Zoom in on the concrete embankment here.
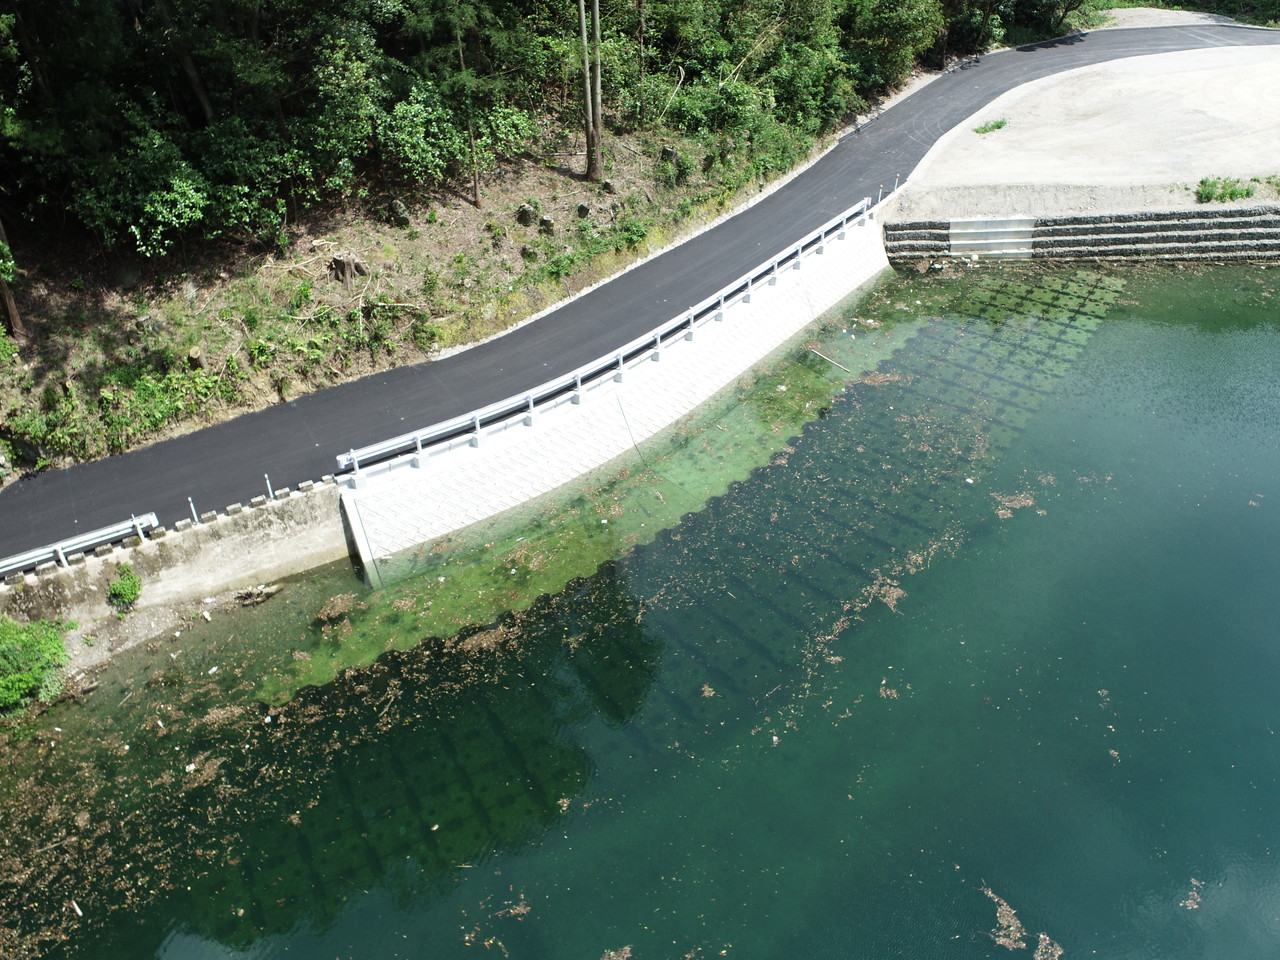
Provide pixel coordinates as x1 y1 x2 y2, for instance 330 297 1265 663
0 480 350 672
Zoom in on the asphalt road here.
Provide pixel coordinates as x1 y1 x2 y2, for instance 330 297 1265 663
3 23 1278 561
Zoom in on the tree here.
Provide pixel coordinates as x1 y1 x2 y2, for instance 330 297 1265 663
578 0 602 181
0 215 30 347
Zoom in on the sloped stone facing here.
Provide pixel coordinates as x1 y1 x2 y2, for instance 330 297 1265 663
884 205 1280 262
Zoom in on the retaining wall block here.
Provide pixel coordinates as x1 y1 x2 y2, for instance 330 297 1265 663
123 535 142 548
298 480 315 493
148 527 167 540
321 475 336 485
250 495 268 508
199 512 219 524
35 561 57 576
4 573 25 587
174 519 193 532
274 488 291 499
226 503 243 516
94 545 114 558
67 552 86 565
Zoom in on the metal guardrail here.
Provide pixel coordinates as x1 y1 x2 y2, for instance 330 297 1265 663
0 513 159 578
336 195 874 472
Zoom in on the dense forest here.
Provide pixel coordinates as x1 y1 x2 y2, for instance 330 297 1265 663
0 0 1272 474
0 0 1112 261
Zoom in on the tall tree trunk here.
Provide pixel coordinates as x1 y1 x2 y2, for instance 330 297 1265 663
578 0 598 181
457 34 482 208
591 0 603 173
637 0 645 125
0 218 31 348
153 0 215 126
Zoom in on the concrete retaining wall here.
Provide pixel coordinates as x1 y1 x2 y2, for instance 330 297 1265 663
0 477 350 643
884 204 1280 261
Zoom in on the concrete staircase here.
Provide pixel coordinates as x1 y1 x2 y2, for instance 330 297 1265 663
884 205 1280 262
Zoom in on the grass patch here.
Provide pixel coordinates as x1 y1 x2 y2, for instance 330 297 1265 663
1195 176 1256 204
973 118 1008 135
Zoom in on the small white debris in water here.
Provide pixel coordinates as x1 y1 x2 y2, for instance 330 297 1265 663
169 652 178 659
203 597 215 604
174 632 181 638
966 478 974 484
124 745 130 751
54 727 62 732
207 666 219 675
776 384 787 391
263 715 273 723
156 719 164 729
201 610 212 622
916 300 921 304
431 824 440 831
510 569 517 574
185 763 197 773
438 576 446 582
601 519 608 524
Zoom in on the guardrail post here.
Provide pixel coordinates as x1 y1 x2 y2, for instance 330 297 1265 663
131 514 144 538
188 497 200 524
715 295 725 321
523 395 535 426
412 435 425 469
613 354 624 383
351 450 368 488
265 474 275 501
684 309 695 340
792 244 803 269
571 373 583 405
768 261 778 286
651 334 662 361
470 416 482 447
54 546 67 568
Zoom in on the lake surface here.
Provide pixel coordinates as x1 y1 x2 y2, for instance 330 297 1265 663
10 262 1280 960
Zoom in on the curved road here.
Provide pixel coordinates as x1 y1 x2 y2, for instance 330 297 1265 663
3 23 1278 560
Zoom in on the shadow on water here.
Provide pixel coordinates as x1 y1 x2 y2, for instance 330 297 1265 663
61 564 663 957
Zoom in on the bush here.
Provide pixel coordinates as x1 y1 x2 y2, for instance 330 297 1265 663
108 562 142 610
1195 176 1255 204
0 616 71 712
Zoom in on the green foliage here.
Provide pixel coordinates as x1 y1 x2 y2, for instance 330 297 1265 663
0 616 71 712
1195 176 1256 204
381 84 464 181
0 238 14 284
0 0 1018 260
108 563 142 610
973 118 1008 134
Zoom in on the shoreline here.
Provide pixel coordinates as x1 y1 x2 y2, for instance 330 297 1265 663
10 9 1280 682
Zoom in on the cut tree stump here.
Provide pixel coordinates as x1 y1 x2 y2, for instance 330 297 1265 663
329 252 369 286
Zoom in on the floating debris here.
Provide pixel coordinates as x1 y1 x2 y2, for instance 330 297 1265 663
982 887 1028 950
1033 933 1064 960
236 584 281 606
1180 877 1204 910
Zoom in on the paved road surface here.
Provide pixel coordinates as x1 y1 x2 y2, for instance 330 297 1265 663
3 23 1277 560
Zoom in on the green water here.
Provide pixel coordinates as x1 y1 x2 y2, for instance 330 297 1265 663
10 263 1280 959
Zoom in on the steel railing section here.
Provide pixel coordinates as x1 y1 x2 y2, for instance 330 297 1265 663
336 196 874 473
0 513 159 578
